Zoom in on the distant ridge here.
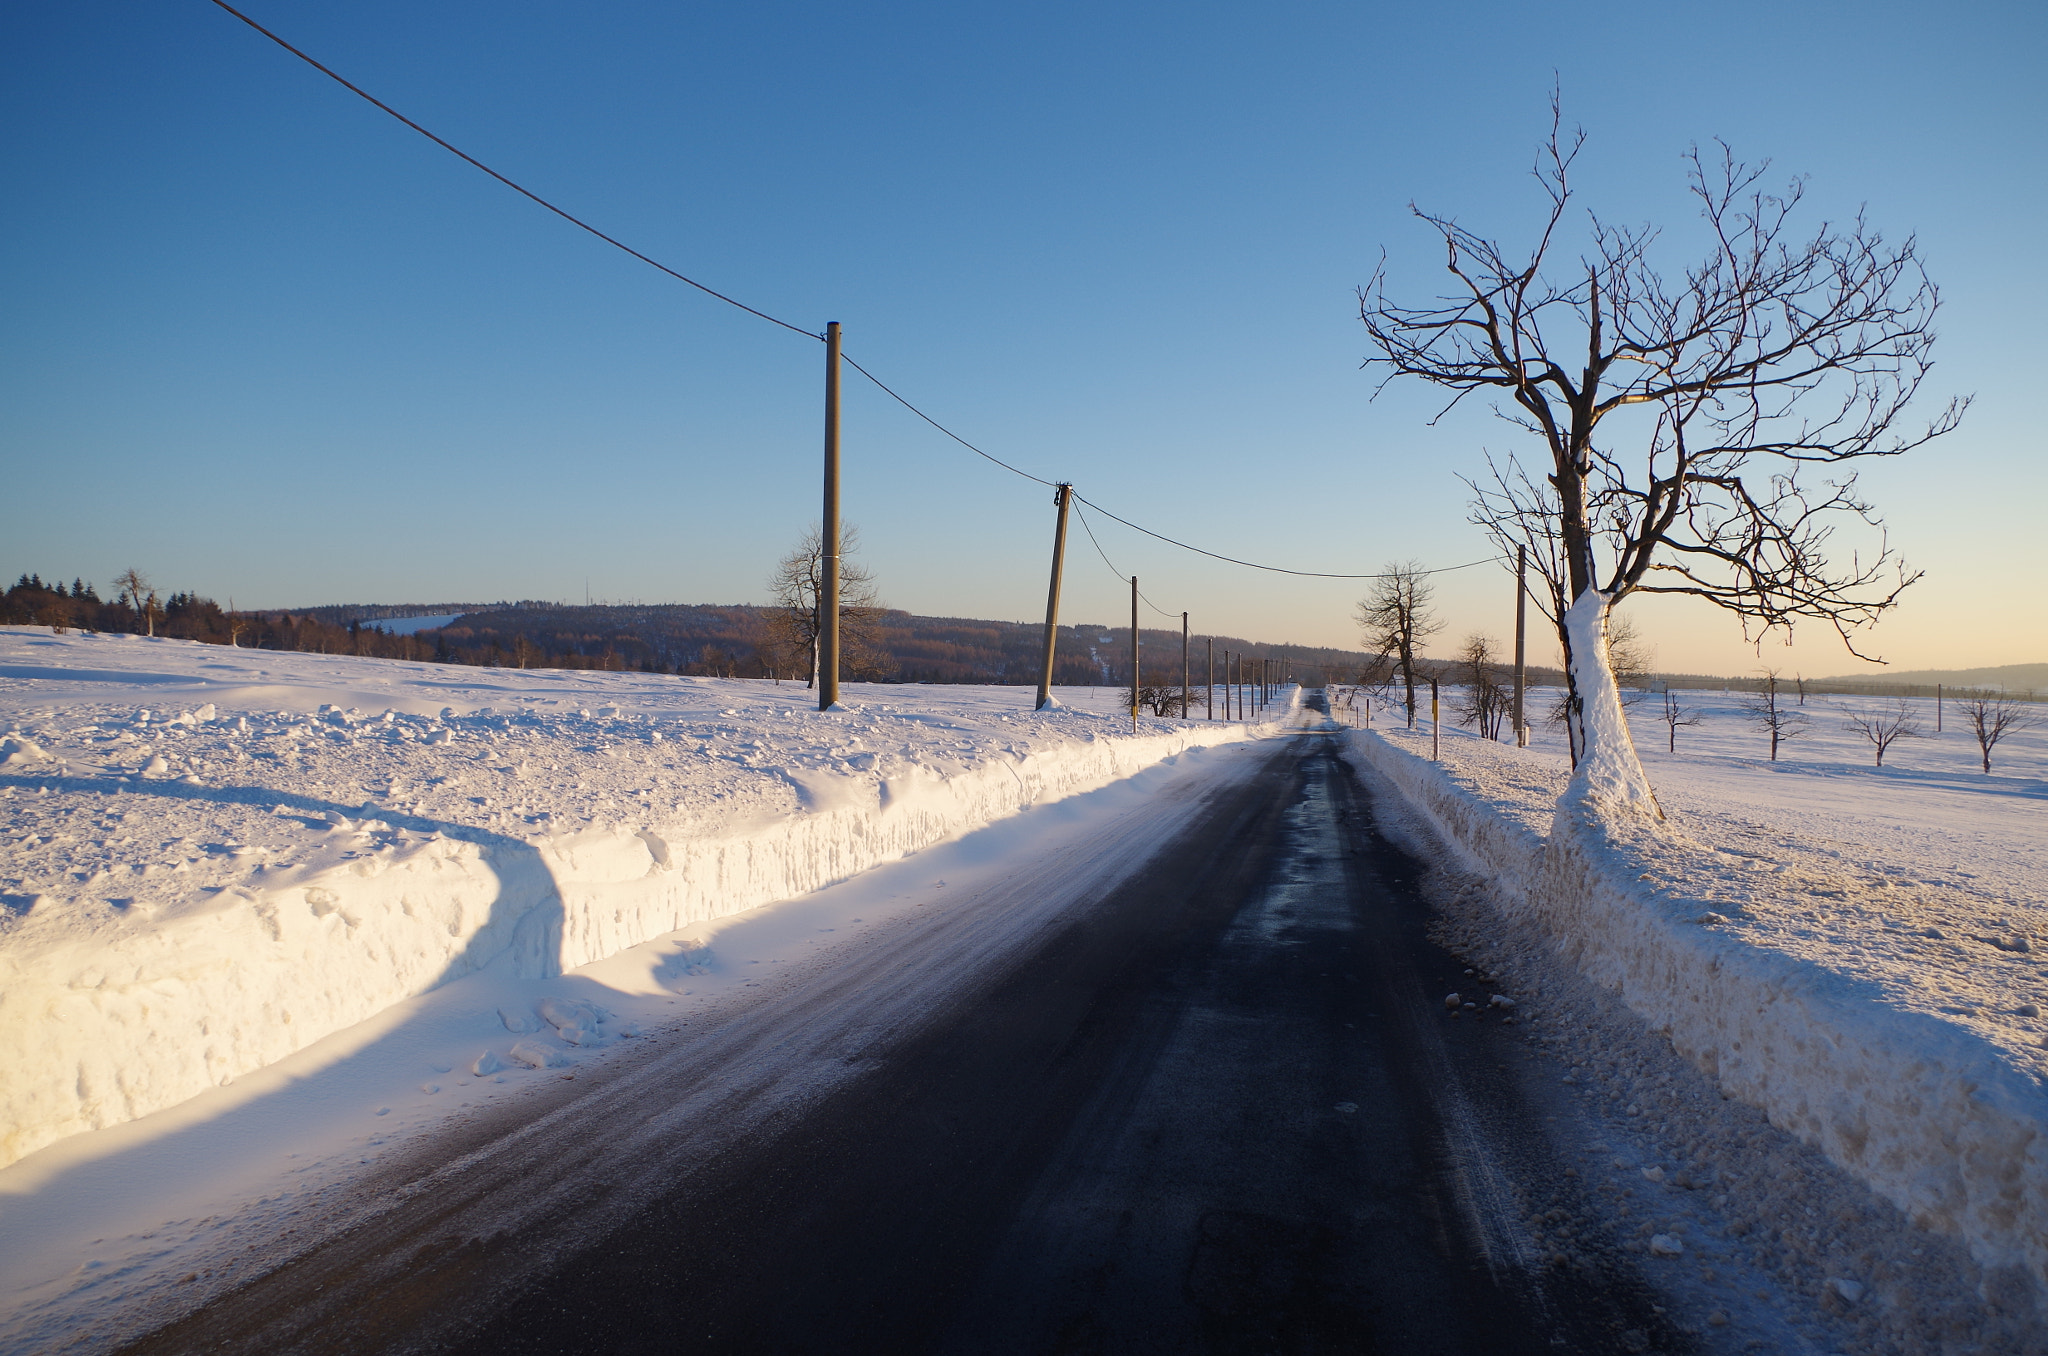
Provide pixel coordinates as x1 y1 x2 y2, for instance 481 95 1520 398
282 602 524 627
1812 663 2048 690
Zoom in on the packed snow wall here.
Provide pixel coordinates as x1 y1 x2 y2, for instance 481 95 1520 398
1339 728 2048 1303
2 715 1279 1170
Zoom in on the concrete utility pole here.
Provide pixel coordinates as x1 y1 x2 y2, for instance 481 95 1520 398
1129 577 1140 733
1180 613 1189 719
1514 545 1528 747
1207 637 1214 720
1034 484 1073 711
819 321 842 712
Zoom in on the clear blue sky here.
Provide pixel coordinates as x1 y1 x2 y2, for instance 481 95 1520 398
5 0 2042 675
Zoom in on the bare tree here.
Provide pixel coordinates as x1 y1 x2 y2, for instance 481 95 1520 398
765 524 891 687
1740 671 1810 762
1841 698 1923 767
1452 633 1512 740
1606 611 1654 708
113 567 156 637
1355 561 1443 728
1362 99 1965 819
1657 689 1702 753
1125 681 1199 718
1955 694 2040 775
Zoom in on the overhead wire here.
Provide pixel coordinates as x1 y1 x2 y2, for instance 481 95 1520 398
205 0 1505 588
836 354 1057 489
1073 493 1498 579
1073 501 1182 620
204 0 821 341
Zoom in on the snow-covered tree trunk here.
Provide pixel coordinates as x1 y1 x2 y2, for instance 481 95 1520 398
1560 590 1661 820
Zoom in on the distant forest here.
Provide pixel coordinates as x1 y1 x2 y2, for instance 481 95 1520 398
1 574 1378 687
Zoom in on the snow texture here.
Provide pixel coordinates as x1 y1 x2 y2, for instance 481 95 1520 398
0 626 1284 1170
1561 590 1662 820
1340 691 2048 1306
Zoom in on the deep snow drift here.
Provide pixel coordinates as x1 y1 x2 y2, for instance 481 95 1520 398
0 626 1280 1173
1340 685 2048 1307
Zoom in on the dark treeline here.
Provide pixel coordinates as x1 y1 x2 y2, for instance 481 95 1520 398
2 576 1378 687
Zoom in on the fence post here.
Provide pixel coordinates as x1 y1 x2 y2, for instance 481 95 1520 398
1034 484 1073 711
819 321 842 712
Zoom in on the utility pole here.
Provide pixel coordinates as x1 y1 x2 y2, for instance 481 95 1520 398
819 320 842 712
1034 484 1073 711
1180 613 1189 719
1129 577 1140 733
1431 674 1441 761
1206 637 1214 720
1513 545 1528 747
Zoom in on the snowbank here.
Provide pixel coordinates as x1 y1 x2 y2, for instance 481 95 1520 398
1340 722 2048 1302
0 628 1283 1169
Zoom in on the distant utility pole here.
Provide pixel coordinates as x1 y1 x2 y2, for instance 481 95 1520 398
1431 674 1441 761
1180 613 1189 719
1129 577 1140 733
1513 546 1528 747
1207 637 1214 720
819 320 843 713
1035 484 1073 711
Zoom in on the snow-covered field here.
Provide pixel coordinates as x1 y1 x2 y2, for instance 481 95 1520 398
1342 683 2048 1304
1367 685 2048 1069
0 626 1276 1174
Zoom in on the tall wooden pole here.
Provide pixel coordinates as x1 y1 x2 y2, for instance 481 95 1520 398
819 321 842 712
1034 484 1073 711
1207 637 1214 720
1129 577 1140 732
1513 545 1528 747
1180 613 1189 719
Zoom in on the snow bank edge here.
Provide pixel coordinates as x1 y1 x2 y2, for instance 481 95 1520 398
1340 728 2048 1299
5 715 1279 1171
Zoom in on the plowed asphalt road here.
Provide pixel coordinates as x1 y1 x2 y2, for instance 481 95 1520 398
121 699 1685 1355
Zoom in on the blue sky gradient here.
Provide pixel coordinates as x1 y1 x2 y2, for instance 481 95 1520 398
4 1 2041 674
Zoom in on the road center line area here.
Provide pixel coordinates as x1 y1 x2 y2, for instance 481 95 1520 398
104 703 1700 1356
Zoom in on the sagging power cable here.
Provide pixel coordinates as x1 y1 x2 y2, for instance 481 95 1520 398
205 0 1502 586
204 0 821 341
1074 501 1181 620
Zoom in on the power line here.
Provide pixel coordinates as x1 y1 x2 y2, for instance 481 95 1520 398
207 0 1503 589
1073 501 1180 620
204 0 821 341
1074 492 1498 580
837 354 1057 489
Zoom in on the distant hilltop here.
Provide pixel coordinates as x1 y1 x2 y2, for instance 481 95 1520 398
1812 663 2048 691
283 601 525 627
